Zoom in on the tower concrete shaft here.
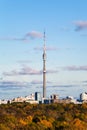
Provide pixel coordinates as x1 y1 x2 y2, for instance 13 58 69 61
43 32 46 98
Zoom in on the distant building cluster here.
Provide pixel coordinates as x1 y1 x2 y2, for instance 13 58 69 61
0 92 87 105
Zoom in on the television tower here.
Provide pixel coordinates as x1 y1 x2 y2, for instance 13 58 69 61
43 31 46 98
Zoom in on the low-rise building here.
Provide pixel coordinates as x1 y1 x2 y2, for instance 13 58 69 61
12 96 25 103
0 99 8 104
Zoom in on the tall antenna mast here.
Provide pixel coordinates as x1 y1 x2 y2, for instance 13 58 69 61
43 31 46 53
43 31 46 98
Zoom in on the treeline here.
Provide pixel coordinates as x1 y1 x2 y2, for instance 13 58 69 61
0 103 87 130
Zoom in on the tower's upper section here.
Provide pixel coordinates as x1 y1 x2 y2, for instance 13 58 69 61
43 31 46 61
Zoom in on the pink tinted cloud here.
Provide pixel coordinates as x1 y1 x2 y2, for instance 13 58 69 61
31 80 42 84
64 65 87 71
0 37 26 41
3 67 42 76
3 66 58 76
73 21 87 31
0 30 42 41
31 80 52 84
3 70 19 76
0 80 28 87
47 69 59 73
26 31 43 39
20 67 42 75
34 46 59 51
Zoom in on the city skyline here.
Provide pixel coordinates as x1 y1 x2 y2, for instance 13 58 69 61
0 0 87 99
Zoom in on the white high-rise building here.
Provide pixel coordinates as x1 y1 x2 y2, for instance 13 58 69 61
80 92 87 101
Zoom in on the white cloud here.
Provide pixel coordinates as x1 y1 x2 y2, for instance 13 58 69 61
3 66 58 76
25 31 43 39
34 46 60 51
73 21 87 31
0 30 42 41
64 65 87 71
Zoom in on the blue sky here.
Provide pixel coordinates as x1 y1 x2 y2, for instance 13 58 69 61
0 0 87 99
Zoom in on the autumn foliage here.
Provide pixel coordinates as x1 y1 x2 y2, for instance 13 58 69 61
0 103 87 130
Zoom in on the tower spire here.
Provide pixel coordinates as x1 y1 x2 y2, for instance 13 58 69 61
43 31 46 98
43 31 46 51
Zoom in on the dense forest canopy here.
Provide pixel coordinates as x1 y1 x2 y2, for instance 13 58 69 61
0 103 87 130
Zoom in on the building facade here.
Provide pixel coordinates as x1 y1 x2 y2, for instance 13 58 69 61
80 92 87 101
